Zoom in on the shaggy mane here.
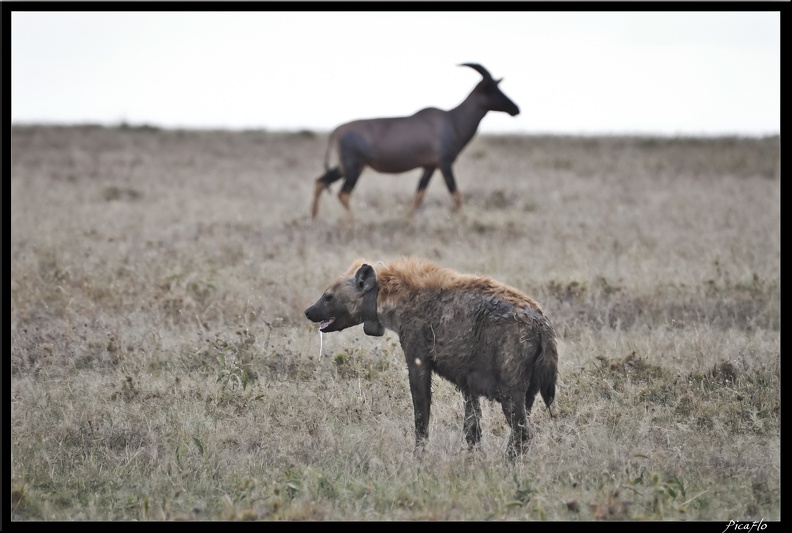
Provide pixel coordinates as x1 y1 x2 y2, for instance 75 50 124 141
347 256 542 311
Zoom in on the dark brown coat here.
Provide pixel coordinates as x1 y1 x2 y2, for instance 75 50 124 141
304 257 558 457
310 64 520 219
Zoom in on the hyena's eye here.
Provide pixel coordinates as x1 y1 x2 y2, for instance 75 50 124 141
323 293 333 302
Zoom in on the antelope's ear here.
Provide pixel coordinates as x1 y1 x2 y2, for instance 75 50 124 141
354 264 377 293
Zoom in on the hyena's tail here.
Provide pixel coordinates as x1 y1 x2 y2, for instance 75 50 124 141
535 320 559 409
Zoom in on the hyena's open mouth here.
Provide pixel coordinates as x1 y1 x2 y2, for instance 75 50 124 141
319 318 335 331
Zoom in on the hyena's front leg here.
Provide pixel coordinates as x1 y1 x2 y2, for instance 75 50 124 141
462 390 482 449
405 350 432 451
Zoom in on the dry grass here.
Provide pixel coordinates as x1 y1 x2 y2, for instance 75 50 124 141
10 125 780 521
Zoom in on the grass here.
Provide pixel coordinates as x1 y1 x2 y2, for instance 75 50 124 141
9 125 780 520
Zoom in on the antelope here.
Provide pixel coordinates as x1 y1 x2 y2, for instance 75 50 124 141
311 63 520 219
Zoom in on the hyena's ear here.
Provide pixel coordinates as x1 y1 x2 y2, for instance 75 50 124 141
355 264 384 337
355 264 377 292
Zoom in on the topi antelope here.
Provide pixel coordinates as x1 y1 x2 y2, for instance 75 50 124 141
311 64 520 219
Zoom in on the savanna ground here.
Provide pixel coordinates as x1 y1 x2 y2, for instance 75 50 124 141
9 125 780 521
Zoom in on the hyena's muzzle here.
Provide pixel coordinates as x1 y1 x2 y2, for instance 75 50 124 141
303 292 357 333
304 263 384 336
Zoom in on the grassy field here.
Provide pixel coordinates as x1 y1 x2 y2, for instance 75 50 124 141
9 125 780 521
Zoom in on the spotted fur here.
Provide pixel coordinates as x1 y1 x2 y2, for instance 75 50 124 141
305 256 558 457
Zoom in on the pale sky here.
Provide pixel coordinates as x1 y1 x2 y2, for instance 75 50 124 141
10 10 781 136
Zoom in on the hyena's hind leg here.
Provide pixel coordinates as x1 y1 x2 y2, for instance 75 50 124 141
311 167 343 219
501 391 531 459
525 377 540 414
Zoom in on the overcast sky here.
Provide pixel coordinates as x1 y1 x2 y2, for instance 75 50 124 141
10 10 781 136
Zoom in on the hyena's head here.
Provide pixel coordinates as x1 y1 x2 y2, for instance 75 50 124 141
304 263 384 336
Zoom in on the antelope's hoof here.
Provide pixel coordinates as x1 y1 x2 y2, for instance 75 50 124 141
452 191 463 211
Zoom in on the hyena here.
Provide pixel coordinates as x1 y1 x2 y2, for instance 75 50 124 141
304 257 558 457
